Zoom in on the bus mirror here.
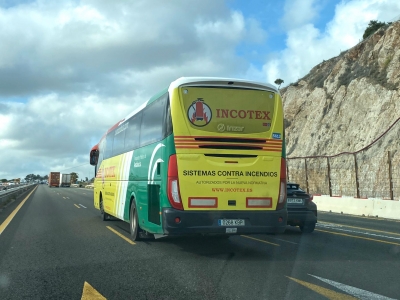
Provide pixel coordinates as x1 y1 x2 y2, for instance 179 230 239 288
90 150 99 166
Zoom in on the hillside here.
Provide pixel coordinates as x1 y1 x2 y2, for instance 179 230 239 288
281 21 400 158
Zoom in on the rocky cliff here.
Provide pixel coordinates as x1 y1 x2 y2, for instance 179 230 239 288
281 21 400 158
281 21 400 198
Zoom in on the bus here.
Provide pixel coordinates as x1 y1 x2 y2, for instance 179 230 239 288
89 77 287 241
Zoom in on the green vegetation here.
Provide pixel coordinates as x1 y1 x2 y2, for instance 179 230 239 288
274 78 284 88
383 55 393 69
363 20 391 39
70 172 79 183
25 174 44 181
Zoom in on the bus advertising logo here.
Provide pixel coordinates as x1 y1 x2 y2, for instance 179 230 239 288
188 98 212 127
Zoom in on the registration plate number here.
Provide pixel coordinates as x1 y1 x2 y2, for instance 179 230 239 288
218 219 245 226
287 198 304 204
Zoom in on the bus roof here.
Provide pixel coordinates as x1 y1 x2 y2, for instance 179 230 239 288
168 77 278 93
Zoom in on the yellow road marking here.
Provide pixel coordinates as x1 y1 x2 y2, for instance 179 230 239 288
106 226 135 245
241 235 280 246
316 229 400 246
74 204 80 208
81 281 106 300
287 276 357 300
319 221 400 236
0 186 38 235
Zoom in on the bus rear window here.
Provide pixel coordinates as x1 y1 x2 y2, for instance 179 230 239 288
180 87 276 134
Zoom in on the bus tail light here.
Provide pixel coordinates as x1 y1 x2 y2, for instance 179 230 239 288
276 158 287 210
167 154 183 210
246 198 272 208
188 198 217 208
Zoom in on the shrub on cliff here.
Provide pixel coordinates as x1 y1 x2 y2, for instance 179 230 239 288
363 20 390 39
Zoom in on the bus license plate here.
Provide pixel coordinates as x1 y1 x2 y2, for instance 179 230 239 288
287 198 304 204
218 219 245 226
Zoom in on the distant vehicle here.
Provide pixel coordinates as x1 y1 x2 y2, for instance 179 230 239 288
48 172 60 188
59 174 71 187
90 77 287 241
286 182 317 233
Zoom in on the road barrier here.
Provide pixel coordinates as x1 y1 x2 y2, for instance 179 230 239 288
0 184 37 208
313 195 400 220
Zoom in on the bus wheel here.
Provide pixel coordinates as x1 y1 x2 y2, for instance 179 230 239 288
100 196 110 221
129 201 142 241
300 222 315 233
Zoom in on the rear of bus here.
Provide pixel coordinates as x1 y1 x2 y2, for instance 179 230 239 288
163 78 287 235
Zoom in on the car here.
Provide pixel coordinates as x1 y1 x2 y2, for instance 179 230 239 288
286 182 317 233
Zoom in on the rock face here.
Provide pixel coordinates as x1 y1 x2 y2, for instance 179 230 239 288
281 21 400 198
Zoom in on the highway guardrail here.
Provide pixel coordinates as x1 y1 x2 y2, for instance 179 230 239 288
0 184 37 208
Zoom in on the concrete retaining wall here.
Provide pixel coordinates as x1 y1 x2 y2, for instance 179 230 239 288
313 195 400 220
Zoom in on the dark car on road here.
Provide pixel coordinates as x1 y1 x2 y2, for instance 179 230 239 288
286 183 317 233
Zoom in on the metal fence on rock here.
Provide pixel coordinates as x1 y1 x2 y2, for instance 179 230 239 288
287 118 400 200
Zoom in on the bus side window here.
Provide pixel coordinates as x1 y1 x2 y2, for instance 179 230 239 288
140 95 167 147
113 125 126 156
165 98 173 137
124 113 142 152
104 133 114 159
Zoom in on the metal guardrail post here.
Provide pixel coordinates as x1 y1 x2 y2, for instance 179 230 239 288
354 153 360 198
388 151 394 200
286 159 290 182
304 158 309 194
327 157 332 197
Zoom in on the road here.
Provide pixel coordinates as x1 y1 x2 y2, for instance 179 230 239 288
0 185 399 299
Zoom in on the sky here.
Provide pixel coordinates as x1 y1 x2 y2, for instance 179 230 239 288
0 0 400 181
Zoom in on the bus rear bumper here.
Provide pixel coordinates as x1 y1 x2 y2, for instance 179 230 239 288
162 208 287 235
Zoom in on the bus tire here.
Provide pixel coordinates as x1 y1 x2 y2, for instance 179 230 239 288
129 201 142 241
300 222 315 233
100 196 110 221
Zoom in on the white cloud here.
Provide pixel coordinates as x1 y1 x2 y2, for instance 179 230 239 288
0 0 266 180
281 0 320 30
264 0 400 85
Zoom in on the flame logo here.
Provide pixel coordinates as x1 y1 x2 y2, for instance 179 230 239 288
187 98 212 127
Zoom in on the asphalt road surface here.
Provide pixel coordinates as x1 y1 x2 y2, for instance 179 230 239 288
0 185 399 299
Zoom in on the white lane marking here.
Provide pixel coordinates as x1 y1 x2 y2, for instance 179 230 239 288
79 204 87 208
63 197 66 199
66 197 70 199
309 274 396 300
317 223 400 241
